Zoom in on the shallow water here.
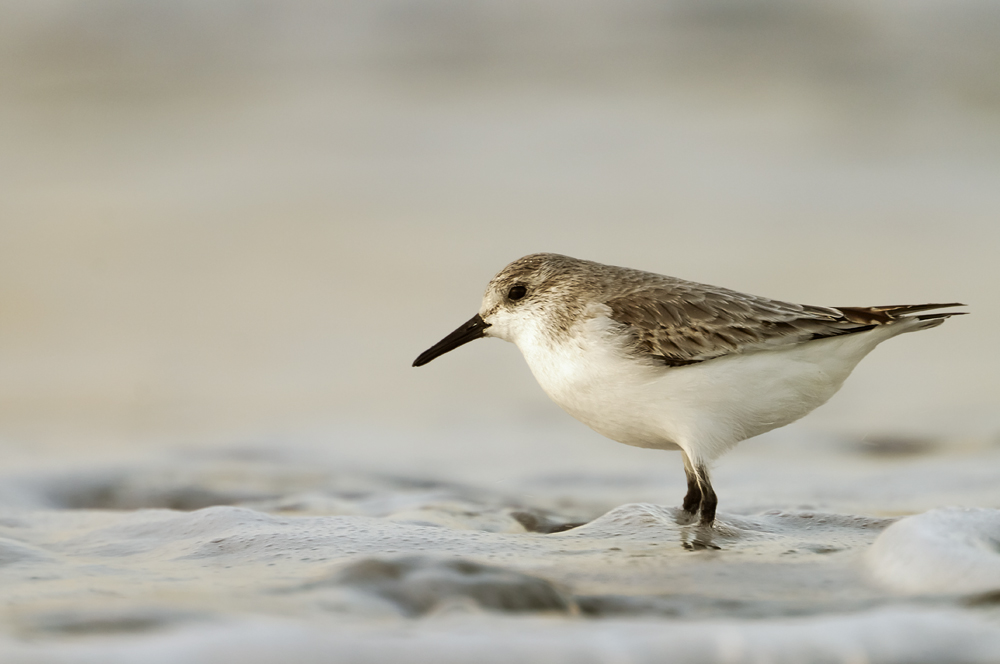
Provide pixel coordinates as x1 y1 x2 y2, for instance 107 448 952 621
1 431 999 663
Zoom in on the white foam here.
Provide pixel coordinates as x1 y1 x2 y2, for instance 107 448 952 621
2 444 999 662
866 507 1000 595
1 608 999 664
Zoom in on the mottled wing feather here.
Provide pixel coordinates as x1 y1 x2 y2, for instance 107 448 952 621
605 280 887 366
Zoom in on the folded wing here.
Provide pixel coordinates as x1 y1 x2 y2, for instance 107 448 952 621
605 280 964 367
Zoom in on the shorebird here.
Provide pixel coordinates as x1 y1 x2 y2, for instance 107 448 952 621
413 253 964 526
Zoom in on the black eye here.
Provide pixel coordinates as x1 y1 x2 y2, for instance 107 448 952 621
507 285 527 301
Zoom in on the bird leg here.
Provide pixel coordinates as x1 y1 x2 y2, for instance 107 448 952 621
681 453 717 526
681 453 702 516
697 465 717 526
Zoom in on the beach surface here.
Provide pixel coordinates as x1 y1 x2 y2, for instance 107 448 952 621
2 428 1000 662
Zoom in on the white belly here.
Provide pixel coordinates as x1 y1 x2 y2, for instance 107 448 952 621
515 316 895 464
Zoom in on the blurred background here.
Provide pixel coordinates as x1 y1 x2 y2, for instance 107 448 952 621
1 0 998 476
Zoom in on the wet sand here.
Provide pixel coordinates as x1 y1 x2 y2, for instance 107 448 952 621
1 428 999 663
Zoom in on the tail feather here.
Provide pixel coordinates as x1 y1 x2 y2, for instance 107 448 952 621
915 311 968 321
871 302 966 317
835 303 966 325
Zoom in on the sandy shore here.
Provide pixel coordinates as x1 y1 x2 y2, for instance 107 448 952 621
1 429 999 663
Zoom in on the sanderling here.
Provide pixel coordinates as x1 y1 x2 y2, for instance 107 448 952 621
413 253 965 526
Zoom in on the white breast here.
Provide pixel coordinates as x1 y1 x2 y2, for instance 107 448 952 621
513 310 902 465
514 309 681 449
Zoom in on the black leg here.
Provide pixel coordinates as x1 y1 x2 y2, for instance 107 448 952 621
698 465 717 526
682 464 702 514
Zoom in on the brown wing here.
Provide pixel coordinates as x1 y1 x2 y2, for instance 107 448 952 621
605 280 963 367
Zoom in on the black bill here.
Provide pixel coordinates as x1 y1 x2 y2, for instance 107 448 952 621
412 313 491 367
